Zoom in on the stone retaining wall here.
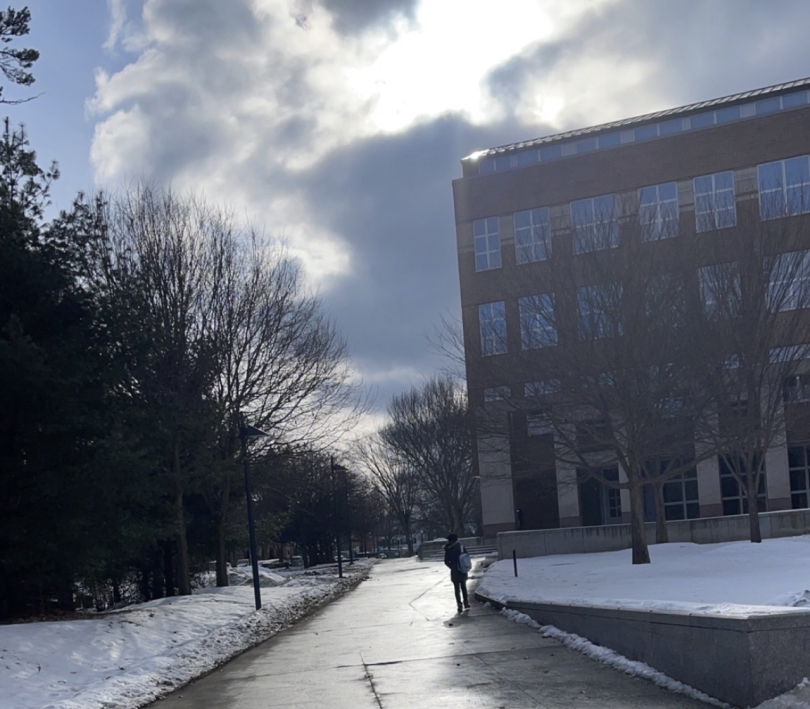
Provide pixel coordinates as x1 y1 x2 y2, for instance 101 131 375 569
499 509 810 559
476 593 810 708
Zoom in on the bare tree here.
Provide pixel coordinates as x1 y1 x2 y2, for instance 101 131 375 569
689 197 810 543
381 375 478 536
353 434 420 556
468 195 717 564
95 184 367 590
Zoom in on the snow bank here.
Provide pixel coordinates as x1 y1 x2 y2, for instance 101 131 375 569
0 562 370 709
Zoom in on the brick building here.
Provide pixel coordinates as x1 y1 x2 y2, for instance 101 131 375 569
452 78 810 538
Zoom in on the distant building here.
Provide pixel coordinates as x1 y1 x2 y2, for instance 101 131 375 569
452 78 810 538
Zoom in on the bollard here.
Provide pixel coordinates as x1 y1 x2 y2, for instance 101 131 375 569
513 549 518 577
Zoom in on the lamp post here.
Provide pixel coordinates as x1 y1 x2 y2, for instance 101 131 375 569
330 457 346 579
241 421 269 610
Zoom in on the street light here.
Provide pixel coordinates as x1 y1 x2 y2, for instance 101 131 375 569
241 420 269 610
330 456 347 579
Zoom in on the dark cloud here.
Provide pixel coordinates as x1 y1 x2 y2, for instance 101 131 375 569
317 0 418 35
295 114 540 405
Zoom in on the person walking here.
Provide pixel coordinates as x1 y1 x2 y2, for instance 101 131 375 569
443 533 470 612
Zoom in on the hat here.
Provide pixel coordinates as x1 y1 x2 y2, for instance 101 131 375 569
447 533 458 543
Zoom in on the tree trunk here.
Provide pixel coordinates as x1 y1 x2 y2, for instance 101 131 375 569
172 441 192 596
629 483 651 564
654 483 669 544
747 476 762 543
215 477 230 587
404 515 414 557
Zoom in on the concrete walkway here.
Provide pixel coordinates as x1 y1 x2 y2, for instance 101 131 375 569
151 558 711 708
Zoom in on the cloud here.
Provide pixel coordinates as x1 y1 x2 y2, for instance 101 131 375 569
484 0 810 131
317 0 418 35
88 0 810 426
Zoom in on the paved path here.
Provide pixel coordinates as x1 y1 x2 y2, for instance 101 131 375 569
152 558 711 708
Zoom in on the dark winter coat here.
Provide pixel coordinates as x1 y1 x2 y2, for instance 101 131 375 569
444 540 467 583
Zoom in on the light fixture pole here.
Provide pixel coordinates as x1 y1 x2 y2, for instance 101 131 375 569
330 456 346 579
241 421 269 610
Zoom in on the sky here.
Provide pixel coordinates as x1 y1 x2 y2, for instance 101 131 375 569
12 0 810 432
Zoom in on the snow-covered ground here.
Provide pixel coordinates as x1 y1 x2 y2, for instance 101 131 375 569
478 536 810 709
0 562 369 709
477 536 810 610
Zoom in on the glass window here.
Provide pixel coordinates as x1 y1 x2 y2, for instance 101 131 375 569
756 97 781 115
783 91 809 109
473 217 501 271
519 294 557 349
694 171 736 232
758 156 810 219
484 386 511 402
598 132 621 148
634 124 658 142
514 207 551 264
479 302 507 356
715 106 741 123
658 118 684 136
571 194 618 254
689 112 715 129
699 262 740 319
540 144 562 162
789 445 810 509
719 455 766 516
516 150 538 166
478 158 495 175
525 379 560 397
494 155 513 171
577 284 621 339
639 182 679 240
662 468 700 520
576 138 597 154
526 412 552 436
784 376 810 404
771 345 810 363
767 250 810 312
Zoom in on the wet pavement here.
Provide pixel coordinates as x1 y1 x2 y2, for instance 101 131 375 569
151 558 711 708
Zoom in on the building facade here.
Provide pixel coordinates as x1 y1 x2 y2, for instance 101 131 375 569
452 78 810 538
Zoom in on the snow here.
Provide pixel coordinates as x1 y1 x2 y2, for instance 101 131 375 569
482 537 810 709
477 536 810 611
501 609 727 708
0 562 369 709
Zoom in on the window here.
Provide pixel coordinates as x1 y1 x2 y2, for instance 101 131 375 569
639 182 678 240
473 217 501 271
526 412 552 436
767 250 810 311
662 468 700 520
758 156 810 219
525 379 561 397
484 386 510 402
514 208 551 264
771 345 810 363
788 445 810 509
784 375 810 403
694 171 736 232
699 262 740 319
519 294 557 349
578 284 621 339
719 455 766 516
479 302 507 356
571 194 618 254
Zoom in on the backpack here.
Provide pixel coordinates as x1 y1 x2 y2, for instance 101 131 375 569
457 545 472 574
